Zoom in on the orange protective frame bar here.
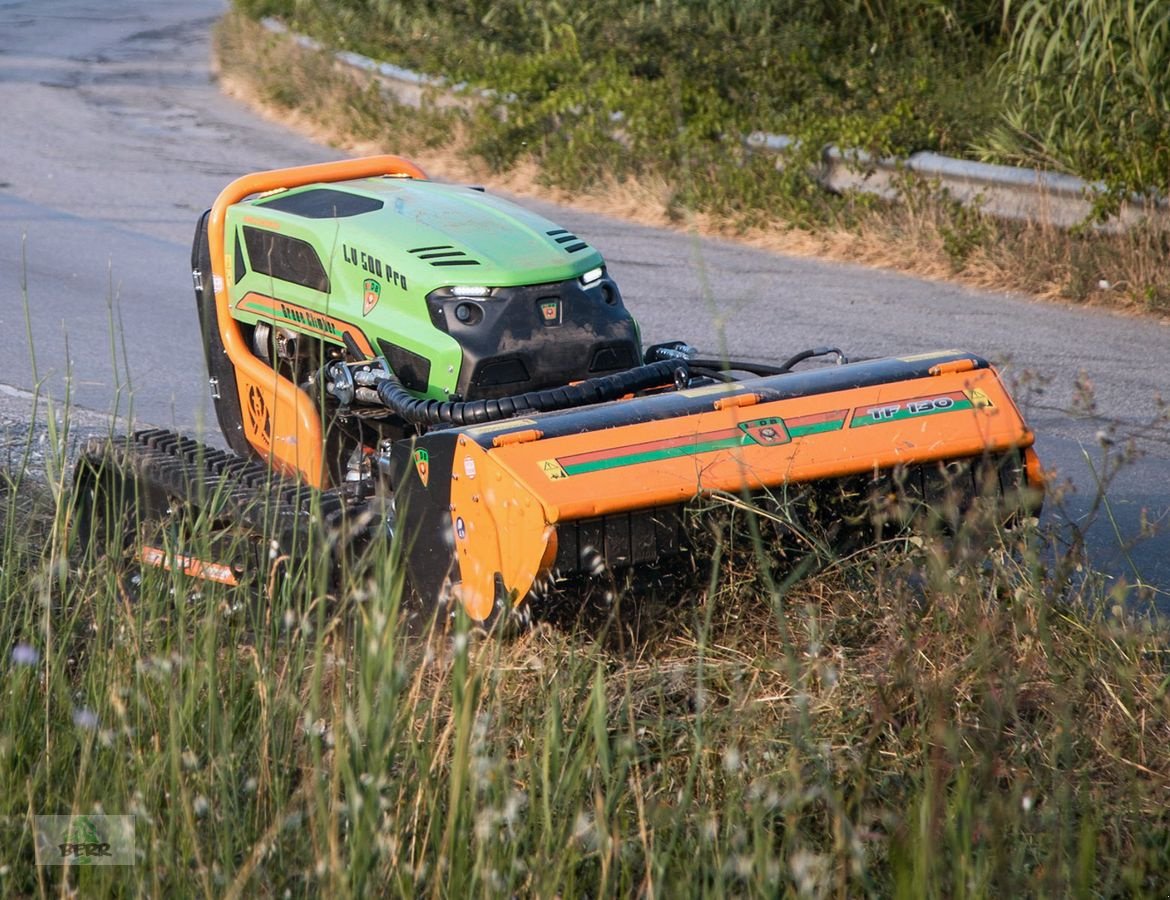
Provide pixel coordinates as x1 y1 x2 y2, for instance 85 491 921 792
207 155 428 486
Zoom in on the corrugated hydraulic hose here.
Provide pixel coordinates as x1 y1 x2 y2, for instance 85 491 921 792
375 359 687 427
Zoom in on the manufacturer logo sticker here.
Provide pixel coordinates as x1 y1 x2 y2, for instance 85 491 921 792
413 448 430 487
739 417 790 446
463 456 477 479
245 384 273 446
539 299 561 324
34 814 136 866
455 517 466 540
362 278 382 316
850 391 973 427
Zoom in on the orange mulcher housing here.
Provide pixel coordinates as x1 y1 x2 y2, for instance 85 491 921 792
386 352 1041 623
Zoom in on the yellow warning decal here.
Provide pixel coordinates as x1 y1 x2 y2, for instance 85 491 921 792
896 349 963 363
539 458 569 480
465 418 538 436
678 382 746 399
966 388 995 409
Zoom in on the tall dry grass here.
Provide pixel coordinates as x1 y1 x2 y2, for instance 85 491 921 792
3 419 1170 895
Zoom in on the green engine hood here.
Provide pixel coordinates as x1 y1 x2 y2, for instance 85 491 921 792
249 177 604 294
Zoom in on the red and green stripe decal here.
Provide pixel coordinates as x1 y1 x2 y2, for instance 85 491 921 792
544 391 977 478
233 292 375 355
554 411 848 477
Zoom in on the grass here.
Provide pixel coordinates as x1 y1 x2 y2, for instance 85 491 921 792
213 12 1170 317
2 402 1169 896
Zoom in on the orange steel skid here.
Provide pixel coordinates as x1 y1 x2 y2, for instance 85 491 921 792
389 351 1040 623
206 156 428 487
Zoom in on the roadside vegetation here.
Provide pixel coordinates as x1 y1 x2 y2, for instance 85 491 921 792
3 405 1169 895
218 1 1170 314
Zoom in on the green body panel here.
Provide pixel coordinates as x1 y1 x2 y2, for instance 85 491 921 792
224 178 606 400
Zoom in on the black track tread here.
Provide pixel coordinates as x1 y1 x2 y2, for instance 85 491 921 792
76 428 369 562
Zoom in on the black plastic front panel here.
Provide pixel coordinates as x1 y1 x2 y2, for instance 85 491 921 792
427 276 640 400
388 433 461 612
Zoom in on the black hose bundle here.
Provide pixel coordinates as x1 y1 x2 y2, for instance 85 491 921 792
376 359 686 427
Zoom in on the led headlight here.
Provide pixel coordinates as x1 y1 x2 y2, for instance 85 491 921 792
450 285 494 299
580 267 604 286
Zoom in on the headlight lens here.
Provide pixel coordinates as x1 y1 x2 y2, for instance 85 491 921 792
450 285 494 298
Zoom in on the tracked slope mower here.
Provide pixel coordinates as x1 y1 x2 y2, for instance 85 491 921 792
74 156 1042 625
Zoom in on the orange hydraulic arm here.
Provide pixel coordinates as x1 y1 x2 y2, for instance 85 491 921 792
206 155 428 487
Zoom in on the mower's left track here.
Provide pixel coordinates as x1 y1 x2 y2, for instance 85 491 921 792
72 429 378 592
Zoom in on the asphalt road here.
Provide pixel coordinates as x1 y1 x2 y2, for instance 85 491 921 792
1 0 1167 602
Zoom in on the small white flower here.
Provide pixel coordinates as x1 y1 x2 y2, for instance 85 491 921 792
572 811 595 849
502 791 526 827
789 848 827 896
72 708 99 730
10 644 38 666
193 795 209 818
305 716 328 737
474 808 499 842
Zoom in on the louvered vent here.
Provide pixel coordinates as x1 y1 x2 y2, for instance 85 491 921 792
407 244 481 267
546 229 589 254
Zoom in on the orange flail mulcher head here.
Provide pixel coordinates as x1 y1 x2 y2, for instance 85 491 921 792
387 350 1041 624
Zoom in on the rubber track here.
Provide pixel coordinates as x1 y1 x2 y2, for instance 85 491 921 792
77 428 364 555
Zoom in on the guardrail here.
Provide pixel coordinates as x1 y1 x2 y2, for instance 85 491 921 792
260 18 1167 231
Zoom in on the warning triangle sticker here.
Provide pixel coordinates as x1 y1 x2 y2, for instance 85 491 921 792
967 388 995 408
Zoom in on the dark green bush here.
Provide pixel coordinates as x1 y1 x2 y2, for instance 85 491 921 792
986 0 1170 207
231 0 1168 216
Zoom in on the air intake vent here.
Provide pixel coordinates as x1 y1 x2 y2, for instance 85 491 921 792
546 229 589 254
407 245 481 267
